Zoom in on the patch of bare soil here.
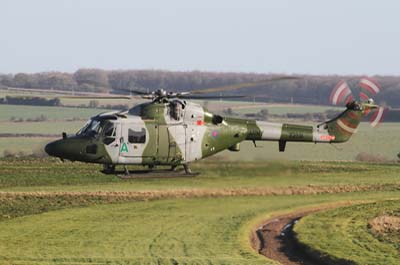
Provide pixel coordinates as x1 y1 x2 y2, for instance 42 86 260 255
369 215 400 234
251 203 352 265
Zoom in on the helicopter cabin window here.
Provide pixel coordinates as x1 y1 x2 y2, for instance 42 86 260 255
128 128 146 144
170 101 184 120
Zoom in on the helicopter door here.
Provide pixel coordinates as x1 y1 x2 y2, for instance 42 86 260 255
119 122 149 164
167 125 186 162
185 125 204 162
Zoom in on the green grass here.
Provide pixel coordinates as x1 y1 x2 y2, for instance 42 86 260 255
0 192 400 264
0 138 55 156
294 200 400 265
232 104 339 115
0 104 105 121
0 121 83 134
0 97 399 264
0 158 400 264
1 159 400 192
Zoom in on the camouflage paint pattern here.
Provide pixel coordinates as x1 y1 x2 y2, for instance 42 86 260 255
45 100 371 166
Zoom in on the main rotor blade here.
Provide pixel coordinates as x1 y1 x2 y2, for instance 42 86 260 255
62 95 133 99
112 88 150 95
190 76 300 94
179 95 247 99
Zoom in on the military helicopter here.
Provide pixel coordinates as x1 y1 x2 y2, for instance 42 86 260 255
45 77 385 175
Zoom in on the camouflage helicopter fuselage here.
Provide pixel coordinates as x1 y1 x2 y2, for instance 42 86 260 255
45 99 366 171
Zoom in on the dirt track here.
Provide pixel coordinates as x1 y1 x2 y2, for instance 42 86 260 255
253 203 352 265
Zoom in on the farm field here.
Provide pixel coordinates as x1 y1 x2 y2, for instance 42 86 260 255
294 200 400 264
0 89 138 107
0 137 55 156
0 121 83 134
0 104 105 121
0 159 400 264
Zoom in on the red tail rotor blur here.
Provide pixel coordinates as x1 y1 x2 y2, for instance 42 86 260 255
359 77 381 97
329 77 387 127
369 106 387 128
329 80 353 105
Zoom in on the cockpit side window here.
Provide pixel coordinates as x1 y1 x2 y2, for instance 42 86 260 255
102 122 116 145
128 128 146 143
103 122 116 137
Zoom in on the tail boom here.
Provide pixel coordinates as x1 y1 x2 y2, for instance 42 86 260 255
245 105 365 149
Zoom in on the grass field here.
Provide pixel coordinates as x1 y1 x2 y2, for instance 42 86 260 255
0 121 83 134
0 159 399 264
1 159 400 192
230 103 339 115
0 138 55 156
0 98 399 264
0 104 105 121
1 193 400 265
294 200 400 265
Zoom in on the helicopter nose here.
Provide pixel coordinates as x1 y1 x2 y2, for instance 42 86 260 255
45 141 58 157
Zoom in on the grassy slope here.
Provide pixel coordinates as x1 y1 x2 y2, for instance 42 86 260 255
294 200 400 265
0 159 400 264
1 193 400 265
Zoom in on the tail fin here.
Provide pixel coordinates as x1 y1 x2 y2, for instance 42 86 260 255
317 101 372 143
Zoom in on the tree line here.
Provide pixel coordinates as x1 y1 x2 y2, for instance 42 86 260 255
0 96 61 106
1 69 400 107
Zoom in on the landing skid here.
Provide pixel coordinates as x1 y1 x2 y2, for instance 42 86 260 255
116 169 200 179
101 163 199 178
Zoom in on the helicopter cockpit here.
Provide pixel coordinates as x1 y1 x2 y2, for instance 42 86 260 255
77 118 117 142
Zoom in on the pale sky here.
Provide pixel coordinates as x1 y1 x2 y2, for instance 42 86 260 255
1 0 400 75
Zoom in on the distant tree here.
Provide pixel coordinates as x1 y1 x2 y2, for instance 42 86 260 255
14 73 34 88
36 72 77 90
74 69 110 92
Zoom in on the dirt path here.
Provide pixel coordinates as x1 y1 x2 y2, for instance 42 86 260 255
252 203 352 265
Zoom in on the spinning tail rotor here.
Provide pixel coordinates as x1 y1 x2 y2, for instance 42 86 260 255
329 77 387 127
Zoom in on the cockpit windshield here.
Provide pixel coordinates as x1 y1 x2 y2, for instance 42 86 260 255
77 118 117 143
77 119 102 137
